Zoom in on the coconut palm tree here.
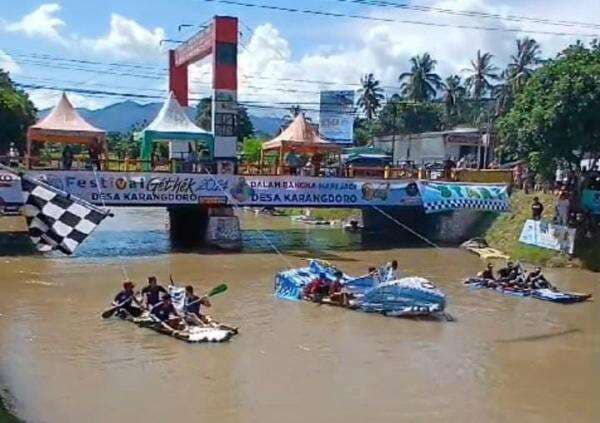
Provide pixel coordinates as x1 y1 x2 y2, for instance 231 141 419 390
442 75 465 117
464 50 499 100
399 53 444 102
357 73 385 122
492 74 514 118
506 37 542 91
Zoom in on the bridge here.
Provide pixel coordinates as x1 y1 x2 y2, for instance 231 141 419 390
0 168 509 250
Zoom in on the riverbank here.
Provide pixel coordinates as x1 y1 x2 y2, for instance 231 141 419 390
0 393 21 423
485 191 600 270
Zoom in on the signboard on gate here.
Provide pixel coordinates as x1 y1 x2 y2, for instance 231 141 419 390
319 90 354 144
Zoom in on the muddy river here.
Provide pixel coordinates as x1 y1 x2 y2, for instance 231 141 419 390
0 208 598 422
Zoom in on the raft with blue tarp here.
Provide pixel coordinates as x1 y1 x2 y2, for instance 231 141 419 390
274 260 447 317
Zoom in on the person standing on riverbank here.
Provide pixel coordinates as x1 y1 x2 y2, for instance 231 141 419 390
531 197 544 221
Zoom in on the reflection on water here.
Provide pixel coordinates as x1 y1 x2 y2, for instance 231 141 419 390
0 208 599 423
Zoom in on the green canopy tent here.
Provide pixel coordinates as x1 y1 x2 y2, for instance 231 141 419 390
137 92 214 171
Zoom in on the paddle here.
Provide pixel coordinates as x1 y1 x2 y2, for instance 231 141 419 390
101 297 132 319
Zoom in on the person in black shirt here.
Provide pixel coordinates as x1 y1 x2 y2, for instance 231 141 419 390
531 197 544 221
479 263 495 280
184 285 212 326
141 276 168 309
150 295 183 331
113 281 143 317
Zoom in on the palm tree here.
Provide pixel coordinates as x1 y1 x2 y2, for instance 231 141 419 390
464 50 499 100
492 74 514 118
280 104 308 132
506 37 542 91
357 73 385 122
442 75 465 117
399 53 444 102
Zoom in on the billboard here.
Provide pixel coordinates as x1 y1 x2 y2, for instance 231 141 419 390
319 90 355 144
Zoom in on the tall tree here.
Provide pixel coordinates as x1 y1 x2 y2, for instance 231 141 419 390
194 97 212 131
497 41 600 174
0 69 37 153
357 73 384 122
237 105 255 143
506 37 542 91
398 53 443 102
442 75 465 118
464 50 499 100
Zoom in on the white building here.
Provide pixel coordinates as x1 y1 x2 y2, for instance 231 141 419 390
374 127 486 165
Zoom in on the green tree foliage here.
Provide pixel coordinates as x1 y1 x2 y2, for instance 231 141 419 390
0 69 37 153
357 73 384 122
237 105 255 142
378 98 443 135
242 137 263 163
442 75 466 119
464 50 499 100
497 41 600 173
399 53 443 102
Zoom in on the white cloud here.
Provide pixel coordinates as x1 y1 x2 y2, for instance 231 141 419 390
0 50 20 74
5 3 67 45
28 89 108 111
186 0 599 117
80 14 165 60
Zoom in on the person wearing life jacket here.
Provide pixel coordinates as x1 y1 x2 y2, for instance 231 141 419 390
140 276 168 309
183 285 212 326
112 281 143 317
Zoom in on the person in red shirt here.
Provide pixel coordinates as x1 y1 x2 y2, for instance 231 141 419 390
304 272 328 302
328 272 349 306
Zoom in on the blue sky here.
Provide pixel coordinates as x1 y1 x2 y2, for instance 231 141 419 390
1 0 599 115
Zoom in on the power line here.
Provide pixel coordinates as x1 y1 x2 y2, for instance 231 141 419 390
335 0 600 30
201 0 600 37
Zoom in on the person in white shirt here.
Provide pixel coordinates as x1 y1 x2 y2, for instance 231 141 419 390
383 260 400 282
8 142 19 167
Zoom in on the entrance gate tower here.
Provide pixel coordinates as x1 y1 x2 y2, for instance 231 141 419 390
169 16 238 171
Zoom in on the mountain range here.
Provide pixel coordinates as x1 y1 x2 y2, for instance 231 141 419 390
39 100 283 136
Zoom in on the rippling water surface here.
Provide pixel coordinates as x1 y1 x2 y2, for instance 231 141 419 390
0 208 599 422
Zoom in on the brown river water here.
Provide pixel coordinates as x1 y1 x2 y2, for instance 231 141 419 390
0 208 599 422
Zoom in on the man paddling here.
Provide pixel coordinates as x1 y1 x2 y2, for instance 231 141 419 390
184 285 212 326
150 294 183 331
112 281 143 318
141 276 168 309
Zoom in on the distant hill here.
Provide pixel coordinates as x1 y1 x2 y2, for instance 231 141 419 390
38 100 283 136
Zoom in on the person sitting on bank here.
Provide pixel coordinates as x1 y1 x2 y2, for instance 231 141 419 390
183 285 212 326
304 272 328 302
526 267 552 290
150 294 183 331
478 263 496 280
141 276 168 309
531 197 544 221
112 281 143 317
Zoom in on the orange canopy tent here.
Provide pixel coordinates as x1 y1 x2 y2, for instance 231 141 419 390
260 114 341 174
27 93 107 159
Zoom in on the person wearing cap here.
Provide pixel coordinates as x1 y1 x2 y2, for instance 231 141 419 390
112 281 143 317
479 263 496 281
150 294 183 330
140 276 168 309
183 285 212 326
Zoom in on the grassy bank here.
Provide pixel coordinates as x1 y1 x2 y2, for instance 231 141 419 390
485 191 600 270
0 392 22 423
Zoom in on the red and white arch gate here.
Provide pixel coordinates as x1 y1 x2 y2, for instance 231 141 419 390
169 16 238 171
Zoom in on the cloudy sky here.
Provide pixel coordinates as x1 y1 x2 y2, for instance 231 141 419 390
1 0 599 116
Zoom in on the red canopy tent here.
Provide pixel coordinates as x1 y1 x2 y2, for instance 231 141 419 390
261 114 341 174
27 93 107 164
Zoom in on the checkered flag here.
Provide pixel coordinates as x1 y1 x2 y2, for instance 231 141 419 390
20 175 110 255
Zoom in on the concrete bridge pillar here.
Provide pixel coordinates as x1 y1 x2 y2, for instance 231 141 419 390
362 207 494 244
168 205 241 250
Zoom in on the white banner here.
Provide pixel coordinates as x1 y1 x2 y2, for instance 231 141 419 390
17 171 423 208
519 219 576 255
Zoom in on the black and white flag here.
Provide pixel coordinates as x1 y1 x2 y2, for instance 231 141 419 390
20 176 109 255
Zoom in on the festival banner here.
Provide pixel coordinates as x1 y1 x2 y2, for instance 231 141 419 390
418 181 509 214
582 189 600 215
519 219 576 254
21 171 423 208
